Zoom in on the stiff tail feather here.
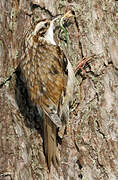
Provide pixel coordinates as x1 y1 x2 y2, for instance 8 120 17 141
44 114 59 170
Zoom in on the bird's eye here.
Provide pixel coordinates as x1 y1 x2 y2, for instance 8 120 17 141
45 22 48 27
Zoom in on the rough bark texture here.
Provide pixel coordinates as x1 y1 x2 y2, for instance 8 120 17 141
0 0 118 179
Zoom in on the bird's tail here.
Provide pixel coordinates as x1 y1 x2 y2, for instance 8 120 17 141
44 113 59 170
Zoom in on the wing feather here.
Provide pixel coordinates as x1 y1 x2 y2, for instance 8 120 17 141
20 39 68 127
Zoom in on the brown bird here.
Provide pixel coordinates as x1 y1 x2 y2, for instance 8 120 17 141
20 12 75 170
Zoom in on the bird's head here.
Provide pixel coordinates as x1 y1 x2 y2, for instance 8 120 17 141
32 18 58 45
32 11 74 45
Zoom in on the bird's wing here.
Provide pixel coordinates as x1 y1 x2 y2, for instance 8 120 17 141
20 40 68 127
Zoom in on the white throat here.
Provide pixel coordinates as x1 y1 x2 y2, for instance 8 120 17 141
44 21 56 45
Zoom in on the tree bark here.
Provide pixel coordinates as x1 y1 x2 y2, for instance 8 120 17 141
0 0 118 179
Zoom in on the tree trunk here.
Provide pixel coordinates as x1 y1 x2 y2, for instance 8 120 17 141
0 0 118 179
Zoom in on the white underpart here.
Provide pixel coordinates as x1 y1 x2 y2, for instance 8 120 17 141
66 60 75 103
44 21 56 45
